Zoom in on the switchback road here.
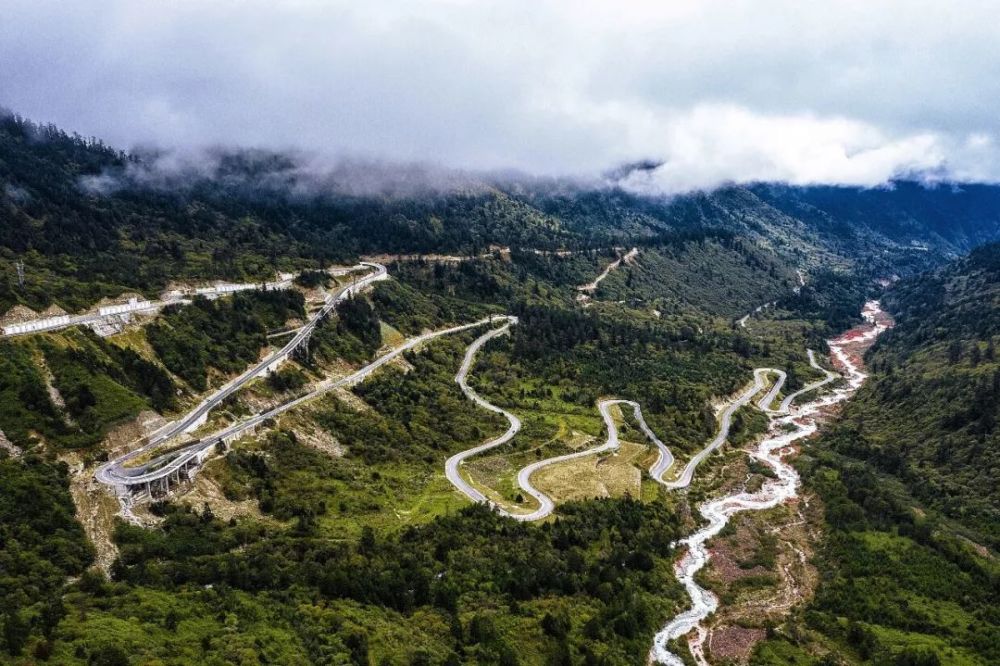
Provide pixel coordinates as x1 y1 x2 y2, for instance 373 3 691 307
445 322 522 504
97 263 388 489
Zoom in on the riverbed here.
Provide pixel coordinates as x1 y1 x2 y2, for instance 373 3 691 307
650 301 891 665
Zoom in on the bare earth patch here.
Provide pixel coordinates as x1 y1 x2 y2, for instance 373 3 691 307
61 410 176 571
0 429 21 457
60 451 121 573
281 412 346 458
708 626 767 663
532 440 647 503
179 466 268 523
104 409 167 460
328 387 372 413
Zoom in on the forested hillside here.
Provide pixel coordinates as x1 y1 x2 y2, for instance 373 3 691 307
0 328 175 450
6 111 1000 315
840 243 1000 543
755 242 1000 665
751 182 1000 255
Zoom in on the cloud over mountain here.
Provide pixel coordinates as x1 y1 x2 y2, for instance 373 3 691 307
3 0 999 193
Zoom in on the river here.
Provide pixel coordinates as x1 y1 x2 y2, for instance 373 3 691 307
650 300 891 665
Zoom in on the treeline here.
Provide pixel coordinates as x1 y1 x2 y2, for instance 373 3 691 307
147 289 305 391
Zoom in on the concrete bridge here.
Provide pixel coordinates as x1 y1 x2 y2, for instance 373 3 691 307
96 263 388 498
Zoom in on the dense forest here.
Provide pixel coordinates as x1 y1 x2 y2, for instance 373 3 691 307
146 289 305 391
836 244 1000 544
0 455 93 660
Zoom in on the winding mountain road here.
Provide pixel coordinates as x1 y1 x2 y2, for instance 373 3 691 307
446 330 799 519
756 368 788 413
509 399 649 521
445 312 851 533
445 330 797 517
736 300 777 329
576 247 639 293
97 263 389 490
652 368 782 490
98 312 511 494
442 296 884 665
445 322 522 504
446 322 676 521
779 350 838 413
88 249 880 666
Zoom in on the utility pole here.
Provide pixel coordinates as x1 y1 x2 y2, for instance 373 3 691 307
15 260 25 289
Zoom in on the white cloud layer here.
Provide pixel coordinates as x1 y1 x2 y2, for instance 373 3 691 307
3 0 1000 194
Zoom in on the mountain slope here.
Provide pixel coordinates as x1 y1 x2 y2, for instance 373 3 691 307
6 110 1000 316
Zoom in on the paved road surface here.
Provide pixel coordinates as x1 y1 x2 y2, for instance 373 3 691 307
96 263 387 488
447 335 830 518
652 368 782 489
756 369 788 412
779 350 838 412
99 313 508 490
448 354 673 521
445 322 522 504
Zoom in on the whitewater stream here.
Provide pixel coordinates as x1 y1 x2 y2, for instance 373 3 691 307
650 300 889 665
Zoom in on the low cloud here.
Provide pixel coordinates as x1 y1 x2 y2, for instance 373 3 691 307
616 105 954 194
5 0 1000 194
80 147 492 199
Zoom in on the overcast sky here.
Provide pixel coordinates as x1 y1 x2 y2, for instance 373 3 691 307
3 0 999 193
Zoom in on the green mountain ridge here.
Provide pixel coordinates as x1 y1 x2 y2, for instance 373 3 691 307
5 110 1000 314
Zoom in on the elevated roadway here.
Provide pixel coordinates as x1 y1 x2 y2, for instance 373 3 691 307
95 263 387 493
